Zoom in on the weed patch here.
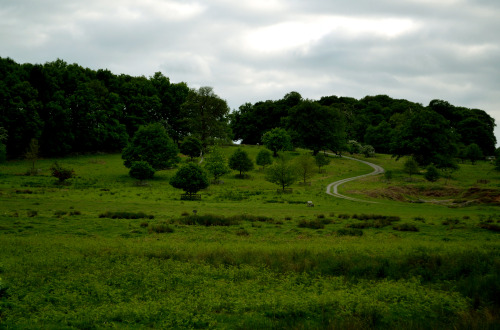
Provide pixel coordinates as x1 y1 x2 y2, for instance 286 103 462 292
393 223 419 232
337 228 363 236
99 211 154 219
298 219 324 229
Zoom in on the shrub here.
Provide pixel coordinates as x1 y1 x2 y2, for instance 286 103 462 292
479 223 500 232
54 210 67 218
337 228 364 236
236 229 250 236
298 219 324 229
149 222 174 234
99 211 154 219
256 149 273 169
27 210 38 217
338 214 351 219
50 162 75 183
176 214 240 226
425 164 440 182
393 223 419 232
129 161 155 181
180 136 202 160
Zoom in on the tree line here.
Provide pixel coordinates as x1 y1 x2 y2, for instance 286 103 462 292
0 57 496 168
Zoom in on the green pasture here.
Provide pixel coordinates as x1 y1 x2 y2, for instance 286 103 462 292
0 146 499 328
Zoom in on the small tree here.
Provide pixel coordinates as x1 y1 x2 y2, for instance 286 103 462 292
122 123 180 170
315 153 330 173
347 140 362 154
262 128 293 157
50 162 75 183
180 136 203 161
256 149 273 170
361 144 375 158
129 161 155 183
228 148 254 177
265 154 298 191
465 143 483 165
25 138 39 175
170 163 209 196
403 157 419 178
0 127 7 164
204 146 230 183
424 164 440 182
295 153 315 184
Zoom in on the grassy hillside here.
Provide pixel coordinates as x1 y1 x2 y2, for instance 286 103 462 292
0 146 499 328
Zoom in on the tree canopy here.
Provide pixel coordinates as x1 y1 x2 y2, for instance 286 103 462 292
228 148 254 177
169 163 209 195
122 123 179 170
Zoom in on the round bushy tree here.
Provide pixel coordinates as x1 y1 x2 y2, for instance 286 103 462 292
315 153 330 173
424 164 440 182
229 148 254 177
122 123 179 170
170 163 209 195
256 149 273 169
129 161 155 181
465 143 483 164
180 136 203 161
262 128 292 157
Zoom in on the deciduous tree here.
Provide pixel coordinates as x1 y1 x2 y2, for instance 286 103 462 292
295 153 315 184
228 148 254 177
256 149 273 169
122 123 179 170
265 155 298 191
169 163 209 195
262 128 292 157
204 146 230 183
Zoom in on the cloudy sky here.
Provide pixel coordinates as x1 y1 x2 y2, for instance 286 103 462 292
1 0 500 142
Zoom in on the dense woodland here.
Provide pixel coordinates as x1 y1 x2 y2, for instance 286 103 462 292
0 57 496 166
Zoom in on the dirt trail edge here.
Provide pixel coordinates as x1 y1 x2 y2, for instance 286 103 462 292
325 154 385 203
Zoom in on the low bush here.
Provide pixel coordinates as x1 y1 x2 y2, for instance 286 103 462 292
54 210 67 218
27 210 38 217
148 222 174 233
337 228 363 236
442 218 461 226
176 214 240 226
236 229 250 236
99 211 154 219
337 214 351 219
393 223 419 232
479 223 500 232
298 219 324 229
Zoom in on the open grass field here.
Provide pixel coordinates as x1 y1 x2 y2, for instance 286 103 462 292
1 145 499 329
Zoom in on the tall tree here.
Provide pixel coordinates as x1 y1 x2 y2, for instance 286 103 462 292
204 146 230 183
181 86 230 148
294 153 315 184
286 100 345 155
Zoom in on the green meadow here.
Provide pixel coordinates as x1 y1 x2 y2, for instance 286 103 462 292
1 145 499 329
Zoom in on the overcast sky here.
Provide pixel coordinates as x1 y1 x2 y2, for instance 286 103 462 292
1 0 499 143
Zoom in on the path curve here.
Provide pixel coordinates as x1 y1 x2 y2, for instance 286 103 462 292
325 154 385 203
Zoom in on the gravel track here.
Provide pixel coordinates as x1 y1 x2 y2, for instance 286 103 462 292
325 154 385 203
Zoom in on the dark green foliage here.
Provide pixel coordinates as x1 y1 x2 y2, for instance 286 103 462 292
495 157 500 171
337 228 364 236
478 223 500 232
129 161 155 181
170 163 209 195
175 214 240 226
298 219 324 229
0 142 6 163
204 146 230 182
314 153 330 172
98 211 154 219
360 144 375 157
425 164 440 182
256 149 273 169
393 223 419 232
465 143 483 164
403 157 419 177
384 170 393 181
122 123 179 170
348 214 400 228
180 136 202 160
181 86 231 148
265 155 298 190
228 148 254 177
261 128 293 157
50 162 75 183
286 100 345 155
148 222 174 234
391 108 458 166
26 210 38 217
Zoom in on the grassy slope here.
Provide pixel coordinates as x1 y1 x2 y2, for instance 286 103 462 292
0 146 499 329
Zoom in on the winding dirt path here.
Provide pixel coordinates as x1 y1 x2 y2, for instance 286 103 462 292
325 155 385 203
